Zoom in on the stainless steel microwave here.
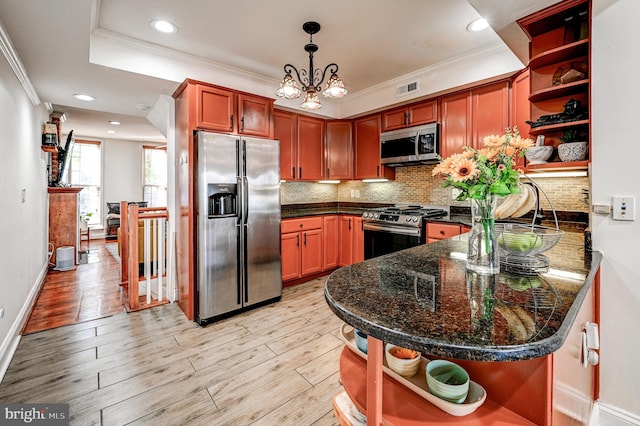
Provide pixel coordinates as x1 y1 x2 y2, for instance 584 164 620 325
380 123 439 166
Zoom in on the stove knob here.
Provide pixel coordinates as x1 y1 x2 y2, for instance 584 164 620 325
373 213 379 219
363 213 369 218
412 217 419 222
405 217 411 222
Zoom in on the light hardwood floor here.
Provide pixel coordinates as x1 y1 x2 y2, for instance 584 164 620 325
1 277 345 425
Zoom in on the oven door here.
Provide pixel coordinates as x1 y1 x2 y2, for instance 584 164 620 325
363 222 423 260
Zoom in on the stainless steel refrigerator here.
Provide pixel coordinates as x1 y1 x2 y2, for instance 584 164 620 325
196 131 281 324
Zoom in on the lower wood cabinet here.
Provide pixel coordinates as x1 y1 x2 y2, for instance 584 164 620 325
282 214 364 282
281 217 324 282
323 215 339 270
426 222 469 244
339 215 364 266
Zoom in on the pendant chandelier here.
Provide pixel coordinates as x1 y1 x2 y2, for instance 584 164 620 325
275 21 348 110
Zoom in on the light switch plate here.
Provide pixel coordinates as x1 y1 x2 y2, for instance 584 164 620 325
612 196 635 221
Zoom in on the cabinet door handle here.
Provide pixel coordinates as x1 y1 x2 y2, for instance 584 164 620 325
327 168 330 178
230 115 234 131
376 165 380 177
241 116 245 132
292 167 296 179
299 167 302 179
404 112 408 126
348 218 352 230
440 230 445 235
407 112 412 125
296 234 300 246
303 233 307 245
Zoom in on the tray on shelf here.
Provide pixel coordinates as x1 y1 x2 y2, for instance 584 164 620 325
339 323 487 417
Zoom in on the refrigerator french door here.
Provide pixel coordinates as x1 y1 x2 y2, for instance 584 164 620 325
196 131 281 324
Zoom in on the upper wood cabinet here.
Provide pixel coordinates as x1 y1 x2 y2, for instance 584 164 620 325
511 69 531 169
381 100 437 132
440 81 509 158
353 115 395 180
518 0 590 171
274 110 297 181
274 111 325 181
195 83 273 138
326 121 353 180
297 116 325 181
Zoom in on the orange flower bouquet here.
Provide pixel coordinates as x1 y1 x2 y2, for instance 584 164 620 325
432 127 534 274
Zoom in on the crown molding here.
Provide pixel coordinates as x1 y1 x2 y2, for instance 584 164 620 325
0 21 40 106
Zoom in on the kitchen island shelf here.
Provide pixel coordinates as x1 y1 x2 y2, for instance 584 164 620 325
325 229 601 425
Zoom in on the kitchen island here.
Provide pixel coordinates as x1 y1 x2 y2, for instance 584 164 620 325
325 230 601 424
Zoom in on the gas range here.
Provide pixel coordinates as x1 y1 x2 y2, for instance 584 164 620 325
361 205 450 228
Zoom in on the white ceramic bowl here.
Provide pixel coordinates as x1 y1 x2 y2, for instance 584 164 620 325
426 360 470 403
525 146 553 164
385 344 421 377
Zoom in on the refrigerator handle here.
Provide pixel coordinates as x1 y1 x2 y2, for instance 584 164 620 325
243 176 249 224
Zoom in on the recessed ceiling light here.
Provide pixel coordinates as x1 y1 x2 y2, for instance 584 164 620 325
73 94 95 101
467 18 489 32
151 19 177 34
107 130 116 134
109 120 120 125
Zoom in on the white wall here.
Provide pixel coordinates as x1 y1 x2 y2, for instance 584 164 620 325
0 47 49 377
592 0 640 423
101 138 145 219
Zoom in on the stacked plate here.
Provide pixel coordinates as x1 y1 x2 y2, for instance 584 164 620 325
495 183 537 219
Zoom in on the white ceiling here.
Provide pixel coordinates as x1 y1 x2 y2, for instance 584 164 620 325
0 0 558 142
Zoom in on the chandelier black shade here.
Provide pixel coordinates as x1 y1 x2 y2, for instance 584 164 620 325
276 21 347 109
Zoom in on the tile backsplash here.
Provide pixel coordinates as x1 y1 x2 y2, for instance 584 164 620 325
280 164 589 213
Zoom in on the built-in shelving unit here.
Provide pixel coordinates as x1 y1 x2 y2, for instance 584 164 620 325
518 0 591 171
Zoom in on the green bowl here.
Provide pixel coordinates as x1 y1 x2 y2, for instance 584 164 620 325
426 360 470 403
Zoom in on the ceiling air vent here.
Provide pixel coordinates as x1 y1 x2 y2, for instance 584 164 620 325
396 81 420 97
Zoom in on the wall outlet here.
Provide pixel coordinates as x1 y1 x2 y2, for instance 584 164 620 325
354 190 360 198
612 196 635 221
350 189 356 198
592 204 611 215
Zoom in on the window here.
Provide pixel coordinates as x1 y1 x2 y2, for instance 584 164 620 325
64 139 102 226
143 146 167 207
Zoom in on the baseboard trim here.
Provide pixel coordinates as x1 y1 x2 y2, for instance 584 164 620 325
598 401 640 426
0 262 48 384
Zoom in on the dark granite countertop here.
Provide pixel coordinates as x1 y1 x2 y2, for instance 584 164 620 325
281 202 393 219
324 232 602 362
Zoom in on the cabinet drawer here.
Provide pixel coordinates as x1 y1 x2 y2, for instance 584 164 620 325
281 217 323 233
427 223 462 239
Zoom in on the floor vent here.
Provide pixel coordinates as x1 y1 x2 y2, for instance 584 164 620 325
396 81 420 97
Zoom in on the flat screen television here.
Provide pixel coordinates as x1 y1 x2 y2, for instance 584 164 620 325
54 130 74 186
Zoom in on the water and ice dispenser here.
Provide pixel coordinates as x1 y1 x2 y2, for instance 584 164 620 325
208 183 237 217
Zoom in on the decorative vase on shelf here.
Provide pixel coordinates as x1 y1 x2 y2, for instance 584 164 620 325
557 141 588 162
467 195 500 275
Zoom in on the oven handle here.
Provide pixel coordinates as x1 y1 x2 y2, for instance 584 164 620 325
363 222 422 237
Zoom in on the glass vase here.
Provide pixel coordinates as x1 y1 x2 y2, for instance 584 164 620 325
467 195 500 275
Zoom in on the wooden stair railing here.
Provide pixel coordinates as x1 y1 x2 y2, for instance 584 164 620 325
119 201 170 311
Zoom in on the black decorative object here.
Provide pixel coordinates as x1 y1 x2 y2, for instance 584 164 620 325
526 99 588 128
275 21 347 109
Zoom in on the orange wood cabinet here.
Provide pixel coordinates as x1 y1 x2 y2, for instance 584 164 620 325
518 0 590 171
426 222 465 244
195 83 273 138
274 110 297 181
323 215 339 270
440 81 509 158
48 187 82 265
339 215 364 266
196 84 273 138
325 121 353 180
274 111 325 181
281 217 324 281
297 116 325 181
353 115 395 180
511 69 531 169
381 99 437 131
